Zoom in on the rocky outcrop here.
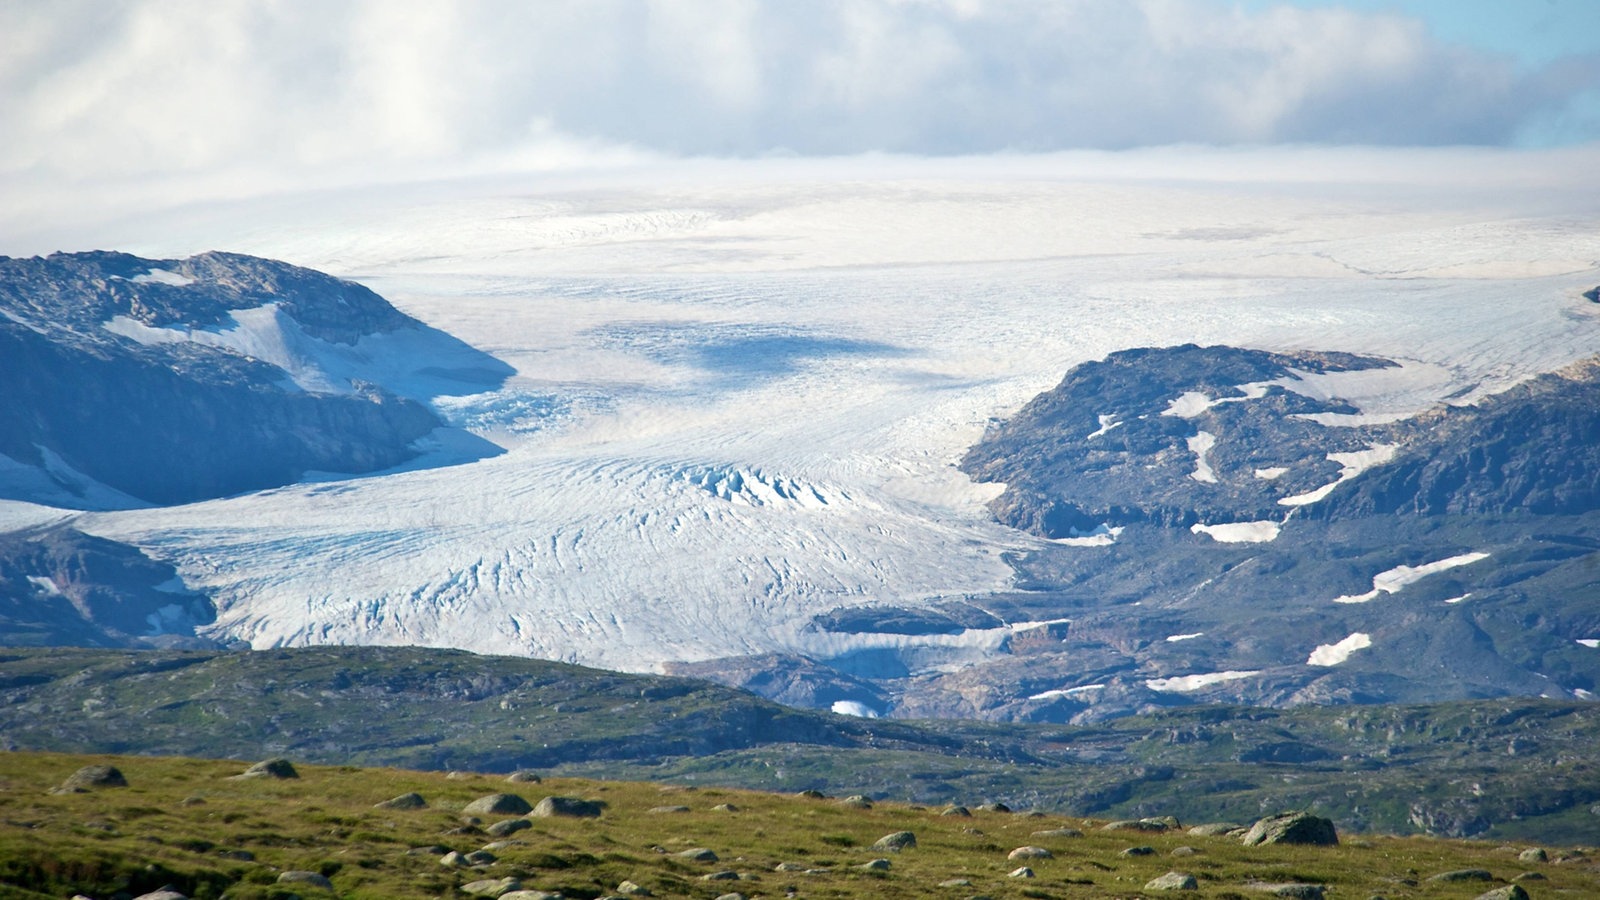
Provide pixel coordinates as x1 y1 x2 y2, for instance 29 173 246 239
0 250 508 507
0 525 216 649
1241 812 1338 846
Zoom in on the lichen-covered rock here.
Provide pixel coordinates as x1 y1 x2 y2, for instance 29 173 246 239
236 758 298 780
376 792 426 810
677 848 719 862
464 793 533 816
871 831 917 852
486 818 532 837
1427 869 1493 883
58 765 128 792
1145 872 1199 891
1241 813 1338 847
1007 846 1051 860
505 770 542 784
531 796 603 818
1475 886 1530 900
460 878 522 897
277 872 334 891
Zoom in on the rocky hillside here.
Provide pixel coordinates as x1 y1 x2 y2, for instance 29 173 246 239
4 646 1600 842
0 250 508 508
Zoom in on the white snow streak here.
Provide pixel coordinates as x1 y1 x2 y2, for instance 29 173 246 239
131 268 195 286
1087 414 1121 439
1051 524 1124 547
830 700 880 718
1165 632 1204 642
1578 639 1600 649
1279 444 1399 506
1187 431 1219 483
1191 520 1280 543
1145 670 1261 693
1307 632 1372 666
1333 552 1491 604
1028 684 1105 700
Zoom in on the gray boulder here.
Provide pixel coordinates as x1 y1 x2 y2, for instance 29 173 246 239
532 796 603 818
1246 885 1324 899
133 891 187 900
1008 867 1034 878
375 792 427 810
941 805 972 817
236 758 298 779
1188 823 1245 837
677 848 719 862
486 818 532 837
648 805 690 814
1241 813 1338 847
59 765 128 791
461 878 522 897
1121 846 1156 857
1007 846 1052 860
858 859 891 872
464 793 533 816
1145 872 1199 891
500 892 562 900
277 872 333 891
1030 827 1082 838
1517 848 1546 863
871 831 917 852
701 871 740 881
1427 869 1493 883
1103 819 1167 832
1474 887 1530 900
506 770 542 783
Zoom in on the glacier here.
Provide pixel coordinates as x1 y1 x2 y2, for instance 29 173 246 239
5 151 1598 680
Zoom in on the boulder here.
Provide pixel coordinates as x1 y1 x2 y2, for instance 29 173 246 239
1007 846 1052 860
1427 869 1493 883
941 805 972 817
1145 872 1199 891
1473 889 1530 900
871 831 917 852
376 792 427 810
1517 848 1547 863
939 879 972 887
464 793 533 816
648 805 690 814
441 851 469 867
236 758 298 780
505 770 542 783
677 848 719 862
1103 819 1167 832
464 850 497 866
796 790 826 799
1245 885 1324 899
59 765 128 791
277 872 334 891
858 859 891 872
486 818 532 837
532 796 603 818
1241 813 1338 847
1008 867 1034 878
1121 846 1156 857
701 871 740 881
1188 823 1244 837
1030 827 1082 838
712 803 739 812
461 878 522 897
133 891 187 900
501 893 562 900
616 881 652 896
713 894 746 900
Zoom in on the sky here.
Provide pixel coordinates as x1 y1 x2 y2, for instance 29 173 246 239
1 0 1598 214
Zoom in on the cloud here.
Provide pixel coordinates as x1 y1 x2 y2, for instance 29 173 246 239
0 0 1595 190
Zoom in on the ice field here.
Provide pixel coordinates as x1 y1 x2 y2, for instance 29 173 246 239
8 150 1600 673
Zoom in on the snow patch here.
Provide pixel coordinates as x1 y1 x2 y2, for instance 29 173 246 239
1087 414 1122 439
1254 466 1289 480
1145 670 1260 692
1578 639 1600 649
831 700 879 718
1443 593 1472 605
1051 524 1123 547
1307 632 1372 666
1163 392 1215 418
1333 552 1491 604
1165 632 1203 642
1187 431 1218 483
1191 520 1280 543
1028 683 1105 701
1576 688 1595 700
131 268 195 286
27 575 62 596
1279 443 1399 506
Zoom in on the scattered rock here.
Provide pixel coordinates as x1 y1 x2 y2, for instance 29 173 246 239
648 805 691 814
1517 848 1547 863
858 859 891 872
1188 823 1244 837
773 863 807 872
409 845 450 856
1427 869 1493 883
532 796 603 818
677 848 719 862
1007 846 1052 860
501 892 562 900
941 806 972 817
464 794 533 816
235 758 298 780
58 765 128 792
1473 888 1529 900
1145 872 1199 891
712 803 739 812
375 792 427 810
133 890 187 900
464 850 498 866
1030 827 1082 838
702 871 740 881
978 802 1012 813
1121 846 1157 857
443 825 485 836
461 878 523 898
180 796 205 806
506 770 542 783
1008 866 1034 878
1241 813 1338 847
713 894 745 900
616 881 652 896
1512 872 1546 882
1104 819 1168 832
486 818 532 837
1245 885 1325 899
277 872 334 891
871 831 917 852
938 879 972 887
219 850 254 861
440 851 468 867
446 771 471 780
796 790 826 799
840 795 873 809
1171 846 1197 857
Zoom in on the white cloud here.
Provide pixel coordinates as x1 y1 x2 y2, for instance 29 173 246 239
0 0 1593 193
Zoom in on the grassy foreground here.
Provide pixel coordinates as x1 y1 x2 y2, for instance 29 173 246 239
2 752 1596 900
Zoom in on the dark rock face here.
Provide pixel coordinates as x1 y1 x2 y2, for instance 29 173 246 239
1241 812 1338 846
961 344 1395 535
0 525 216 648
0 250 506 507
662 653 890 713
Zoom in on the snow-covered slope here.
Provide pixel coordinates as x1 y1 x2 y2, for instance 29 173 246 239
6 152 1597 694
